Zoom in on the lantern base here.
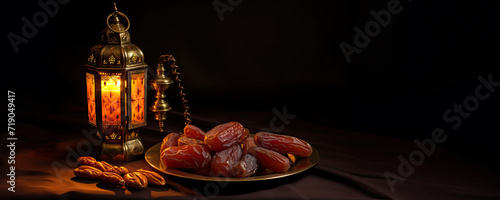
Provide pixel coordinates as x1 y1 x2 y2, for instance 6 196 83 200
95 129 144 162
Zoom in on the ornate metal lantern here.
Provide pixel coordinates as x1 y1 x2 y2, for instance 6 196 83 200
84 4 152 161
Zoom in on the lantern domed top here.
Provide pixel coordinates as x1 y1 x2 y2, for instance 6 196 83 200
86 3 146 70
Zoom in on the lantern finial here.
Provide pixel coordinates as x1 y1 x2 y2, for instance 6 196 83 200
112 2 118 12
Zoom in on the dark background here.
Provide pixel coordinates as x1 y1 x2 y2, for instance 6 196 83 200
2 0 500 170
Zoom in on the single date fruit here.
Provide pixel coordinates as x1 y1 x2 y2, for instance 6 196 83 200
237 128 250 144
112 166 129 176
255 132 312 157
92 161 108 172
210 145 242 177
77 157 127 175
241 137 257 155
160 132 181 153
232 154 258 178
77 156 96 166
136 169 166 186
178 135 204 146
99 161 115 172
161 145 212 169
124 172 148 190
98 172 125 188
74 165 102 179
184 125 206 141
204 121 244 151
248 146 291 173
287 153 297 164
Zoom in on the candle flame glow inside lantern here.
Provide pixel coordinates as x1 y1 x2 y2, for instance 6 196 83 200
101 74 122 126
84 4 148 161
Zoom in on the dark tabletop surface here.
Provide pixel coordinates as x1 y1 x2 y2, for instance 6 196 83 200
2 110 500 200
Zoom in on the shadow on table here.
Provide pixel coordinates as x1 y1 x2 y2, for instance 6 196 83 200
69 176 174 199
168 170 309 196
70 177 99 184
125 184 171 197
95 183 127 196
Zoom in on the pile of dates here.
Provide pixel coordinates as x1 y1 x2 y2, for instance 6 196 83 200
160 121 313 177
73 156 165 190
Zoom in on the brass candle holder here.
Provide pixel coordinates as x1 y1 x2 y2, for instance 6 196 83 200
150 54 192 130
149 57 173 132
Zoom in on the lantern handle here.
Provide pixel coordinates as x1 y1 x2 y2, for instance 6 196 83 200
106 3 130 33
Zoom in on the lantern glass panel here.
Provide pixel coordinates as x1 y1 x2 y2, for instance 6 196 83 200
86 73 97 126
100 73 122 126
130 72 146 126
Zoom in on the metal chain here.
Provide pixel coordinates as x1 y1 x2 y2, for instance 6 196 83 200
159 54 192 126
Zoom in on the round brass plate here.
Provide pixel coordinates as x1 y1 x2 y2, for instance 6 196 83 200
145 142 320 182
